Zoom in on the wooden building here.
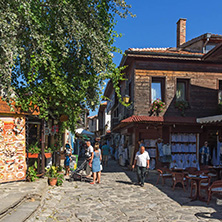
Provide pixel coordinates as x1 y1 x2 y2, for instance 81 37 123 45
104 19 222 168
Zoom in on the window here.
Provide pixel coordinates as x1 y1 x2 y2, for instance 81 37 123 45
218 80 222 103
205 44 216 53
113 107 119 118
151 77 165 103
176 79 189 101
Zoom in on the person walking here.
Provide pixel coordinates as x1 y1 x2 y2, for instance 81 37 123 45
64 143 72 176
101 142 110 167
89 144 102 184
132 146 150 187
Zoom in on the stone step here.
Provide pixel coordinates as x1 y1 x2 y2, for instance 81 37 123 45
0 193 27 219
0 196 41 222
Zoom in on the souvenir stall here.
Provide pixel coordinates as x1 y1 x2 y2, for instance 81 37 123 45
156 140 172 169
0 116 27 183
118 135 126 166
139 126 162 169
170 133 199 170
144 139 157 169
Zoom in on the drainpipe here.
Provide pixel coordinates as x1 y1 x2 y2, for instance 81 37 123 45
203 33 211 53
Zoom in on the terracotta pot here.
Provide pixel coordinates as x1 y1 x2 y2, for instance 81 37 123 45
44 153 52 158
28 153 39 158
48 177 57 186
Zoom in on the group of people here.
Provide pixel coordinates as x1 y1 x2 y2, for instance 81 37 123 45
64 139 150 187
85 140 111 184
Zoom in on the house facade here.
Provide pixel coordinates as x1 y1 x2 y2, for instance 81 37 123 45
104 18 222 168
98 102 111 138
87 115 99 134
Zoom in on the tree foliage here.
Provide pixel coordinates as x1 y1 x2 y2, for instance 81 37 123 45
0 0 133 131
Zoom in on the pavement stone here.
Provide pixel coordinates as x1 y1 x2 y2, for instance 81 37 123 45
0 178 48 221
28 160 222 222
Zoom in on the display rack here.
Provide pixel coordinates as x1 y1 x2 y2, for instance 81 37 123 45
170 133 198 169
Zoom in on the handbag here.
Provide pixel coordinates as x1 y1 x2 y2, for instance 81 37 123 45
100 164 103 171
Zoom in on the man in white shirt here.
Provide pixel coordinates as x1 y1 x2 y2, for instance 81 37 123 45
85 141 94 176
86 141 94 158
132 146 150 187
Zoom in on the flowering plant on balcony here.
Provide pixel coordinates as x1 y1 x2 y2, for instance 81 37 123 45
174 100 189 116
149 99 165 116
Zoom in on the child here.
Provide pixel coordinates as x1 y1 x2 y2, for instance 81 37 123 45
64 143 72 176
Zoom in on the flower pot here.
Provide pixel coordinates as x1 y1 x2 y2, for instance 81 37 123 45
48 177 57 186
28 153 39 158
45 153 52 158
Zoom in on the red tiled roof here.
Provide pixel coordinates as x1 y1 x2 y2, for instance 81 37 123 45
87 115 98 119
101 102 107 106
128 48 203 56
0 99 39 115
121 115 196 124
121 115 163 123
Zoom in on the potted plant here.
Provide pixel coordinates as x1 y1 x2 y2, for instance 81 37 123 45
174 100 189 116
28 142 40 158
56 173 64 186
57 165 63 173
44 147 52 158
26 161 38 182
149 99 166 116
45 166 60 186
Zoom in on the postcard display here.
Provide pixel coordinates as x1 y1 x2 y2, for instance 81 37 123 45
144 139 157 169
0 117 27 183
170 133 199 169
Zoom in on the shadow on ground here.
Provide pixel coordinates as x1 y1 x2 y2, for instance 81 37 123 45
102 159 222 221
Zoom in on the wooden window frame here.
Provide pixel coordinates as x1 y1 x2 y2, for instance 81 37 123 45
218 79 222 104
176 78 190 101
151 77 165 103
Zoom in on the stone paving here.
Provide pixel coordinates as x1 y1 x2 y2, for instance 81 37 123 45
29 160 222 222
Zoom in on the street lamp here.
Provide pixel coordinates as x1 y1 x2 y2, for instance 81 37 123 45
123 95 130 104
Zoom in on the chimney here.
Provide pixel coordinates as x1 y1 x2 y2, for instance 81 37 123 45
177 18 187 48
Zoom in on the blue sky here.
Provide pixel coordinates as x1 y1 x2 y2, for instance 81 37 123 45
90 0 222 116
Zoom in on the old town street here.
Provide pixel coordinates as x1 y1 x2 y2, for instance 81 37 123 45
28 160 222 222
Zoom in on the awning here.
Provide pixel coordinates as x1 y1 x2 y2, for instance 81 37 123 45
75 128 94 137
197 115 222 124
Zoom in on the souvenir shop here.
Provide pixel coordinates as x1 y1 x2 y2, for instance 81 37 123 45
113 116 221 170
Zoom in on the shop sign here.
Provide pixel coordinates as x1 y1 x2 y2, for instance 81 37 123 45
45 127 51 136
45 125 59 136
107 93 115 114
51 125 59 134
60 114 69 122
0 117 26 183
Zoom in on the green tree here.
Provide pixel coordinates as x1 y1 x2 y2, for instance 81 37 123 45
0 0 133 131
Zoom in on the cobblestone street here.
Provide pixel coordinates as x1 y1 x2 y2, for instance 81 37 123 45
29 160 222 222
